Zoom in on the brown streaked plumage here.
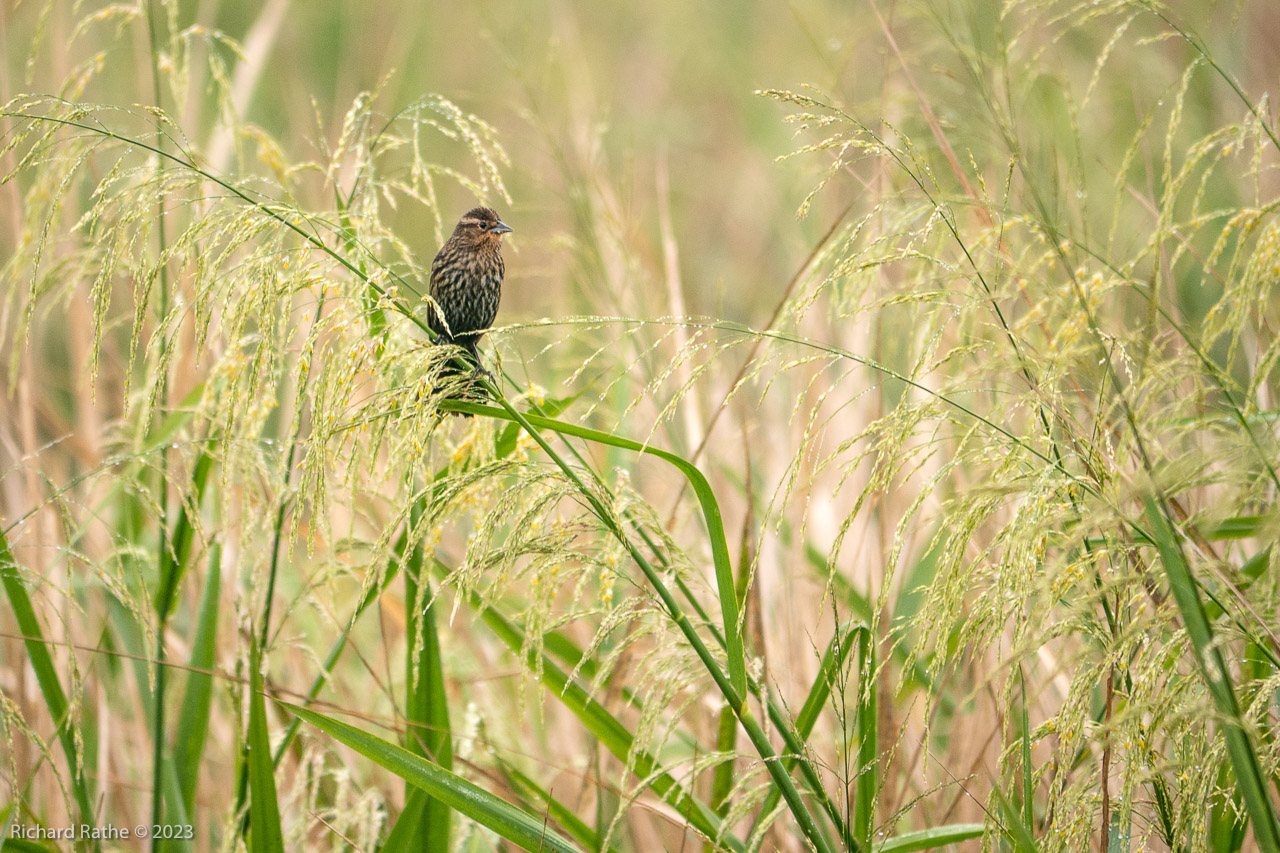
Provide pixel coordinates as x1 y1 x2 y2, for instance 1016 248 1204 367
428 206 512 391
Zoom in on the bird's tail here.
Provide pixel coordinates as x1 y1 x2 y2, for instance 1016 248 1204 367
432 337 489 409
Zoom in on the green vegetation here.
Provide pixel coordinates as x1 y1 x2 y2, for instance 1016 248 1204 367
1 1 1278 851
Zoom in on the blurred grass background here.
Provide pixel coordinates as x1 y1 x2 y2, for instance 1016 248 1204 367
3 0 899 322
2 0 1280 851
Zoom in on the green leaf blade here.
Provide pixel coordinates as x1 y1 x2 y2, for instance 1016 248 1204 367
247 645 284 853
286 704 584 853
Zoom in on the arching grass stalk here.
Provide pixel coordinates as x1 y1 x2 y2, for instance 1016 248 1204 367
256 478 770 849
611 503 852 843
1145 500 1280 849
938 0 1280 615
446 396 846 853
951 19 1275 833
499 381 746 701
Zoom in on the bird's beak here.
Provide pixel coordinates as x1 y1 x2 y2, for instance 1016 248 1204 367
493 220 514 234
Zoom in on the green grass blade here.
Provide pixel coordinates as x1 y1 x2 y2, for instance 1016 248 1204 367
0 530 97 833
151 444 212 841
285 704 584 853
993 785 1038 852
874 824 985 852
405 574 451 768
712 495 756 814
497 758 624 853
1208 767 1247 853
1148 769 1179 849
247 643 284 853
153 449 213 622
1020 669 1034 832
173 541 222 814
1144 498 1280 851
1205 515 1267 541
709 705 738 814
854 627 877 852
156 756 194 853
1106 812 1130 853
800 625 862 741
385 563 452 853
383 795 428 853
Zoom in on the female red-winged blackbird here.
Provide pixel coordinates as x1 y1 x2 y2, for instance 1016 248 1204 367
428 206 513 392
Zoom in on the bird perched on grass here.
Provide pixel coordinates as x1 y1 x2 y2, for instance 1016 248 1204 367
427 206 513 399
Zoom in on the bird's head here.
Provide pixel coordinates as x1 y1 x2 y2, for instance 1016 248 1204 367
451 206 513 249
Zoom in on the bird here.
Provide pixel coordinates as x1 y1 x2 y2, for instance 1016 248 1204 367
427 206 513 399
